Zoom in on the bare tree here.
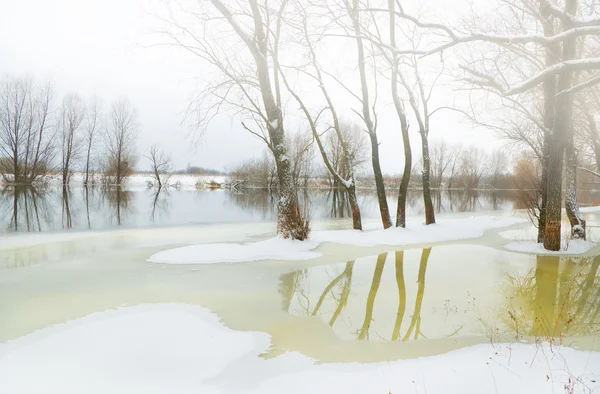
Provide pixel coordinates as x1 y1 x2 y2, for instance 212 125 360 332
158 0 309 239
342 0 392 229
84 97 101 186
459 145 487 190
430 140 452 189
104 98 138 186
287 130 313 188
58 93 85 186
446 144 462 190
384 0 600 249
0 76 55 185
488 149 509 189
276 4 366 230
146 144 172 188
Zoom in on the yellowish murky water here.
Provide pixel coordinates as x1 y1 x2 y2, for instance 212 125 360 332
1 218 599 364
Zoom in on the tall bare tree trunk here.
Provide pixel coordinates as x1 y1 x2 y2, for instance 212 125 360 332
420 134 435 224
389 0 412 228
347 0 391 229
543 0 578 251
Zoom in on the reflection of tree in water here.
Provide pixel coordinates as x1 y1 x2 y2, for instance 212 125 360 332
281 249 432 341
0 186 55 232
62 187 73 229
501 255 600 342
101 187 132 226
224 190 278 220
357 253 386 340
149 187 171 222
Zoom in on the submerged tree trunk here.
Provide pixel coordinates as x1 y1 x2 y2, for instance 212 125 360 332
543 0 578 251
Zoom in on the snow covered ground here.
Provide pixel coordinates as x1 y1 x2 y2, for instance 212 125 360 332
0 304 597 394
501 227 598 255
148 215 527 264
148 236 321 264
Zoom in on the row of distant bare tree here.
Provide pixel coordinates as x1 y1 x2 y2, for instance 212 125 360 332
0 76 142 187
231 133 516 191
155 0 600 250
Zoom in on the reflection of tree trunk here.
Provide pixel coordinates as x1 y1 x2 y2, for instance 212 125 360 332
12 189 18 231
279 270 306 311
85 186 91 229
575 255 600 318
62 187 72 229
23 190 30 231
391 251 407 340
532 255 559 337
151 187 162 222
329 261 355 327
403 248 431 341
116 188 122 226
357 253 387 340
312 262 353 316
30 188 41 231
554 258 577 335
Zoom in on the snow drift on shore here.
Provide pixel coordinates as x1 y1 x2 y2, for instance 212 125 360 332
148 216 526 264
0 304 598 394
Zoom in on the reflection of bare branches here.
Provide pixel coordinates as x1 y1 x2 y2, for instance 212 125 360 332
62 188 72 229
403 248 431 341
392 251 407 341
101 187 132 226
329 262 355 327
279 269 307 311
357 253 387 340
150 187 171 222
499 254 600 342
312 262 352 316
0 186 55 232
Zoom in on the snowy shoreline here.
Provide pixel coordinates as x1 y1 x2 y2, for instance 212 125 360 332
148 215 528 264
0 303 597 394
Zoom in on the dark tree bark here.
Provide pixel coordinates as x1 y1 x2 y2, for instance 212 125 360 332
388 0 412 228
544 0 579 250
345 0 392 229
213 0 307 239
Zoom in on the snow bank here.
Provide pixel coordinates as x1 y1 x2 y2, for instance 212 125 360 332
148 216 526 264
147 236 321 264
0 304 269 394
505 239 596 255
0 304 598 394
311 216 527 247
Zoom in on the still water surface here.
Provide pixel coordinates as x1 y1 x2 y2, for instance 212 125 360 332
2 185 600 363
1 219 599 363
1 187 521 233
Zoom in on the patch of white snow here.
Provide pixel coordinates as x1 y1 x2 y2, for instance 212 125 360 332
147 236 321 264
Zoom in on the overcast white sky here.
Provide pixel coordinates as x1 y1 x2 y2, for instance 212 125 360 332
0 0 500 174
